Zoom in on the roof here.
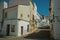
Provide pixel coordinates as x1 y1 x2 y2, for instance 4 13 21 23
9 0 30 7
3 5 18 10
3 4 30 12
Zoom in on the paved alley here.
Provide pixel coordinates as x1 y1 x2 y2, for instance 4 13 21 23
0 29 53 40
24 29 51 40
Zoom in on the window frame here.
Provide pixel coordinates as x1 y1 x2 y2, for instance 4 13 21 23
11 25 15 32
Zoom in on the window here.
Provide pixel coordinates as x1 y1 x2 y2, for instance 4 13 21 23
11 25 15 32
42 16 44 19
28 14 29 17
21 14 23 18
27 25 29 32
32 15 34 20
4 12 7 19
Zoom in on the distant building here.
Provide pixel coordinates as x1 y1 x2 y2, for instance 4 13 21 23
34 3 42 28
34 13 42 28
40 16 50 27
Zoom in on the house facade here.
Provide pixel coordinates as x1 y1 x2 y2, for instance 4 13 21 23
9 0 35 32
2 20 29 36
2 5 30 36
1 0 35 37
34 3 42 28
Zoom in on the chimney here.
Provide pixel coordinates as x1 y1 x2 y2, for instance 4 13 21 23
4 1 8 8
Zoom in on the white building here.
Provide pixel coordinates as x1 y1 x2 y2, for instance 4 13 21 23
2 20 29 36
34 3 42 28
1 0 35 36
34 13 42 28
2 5 30 36
50 0 60 39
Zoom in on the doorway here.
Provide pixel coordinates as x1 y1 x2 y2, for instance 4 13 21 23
27 25 29 32
6 24 10 36
21 26 23 35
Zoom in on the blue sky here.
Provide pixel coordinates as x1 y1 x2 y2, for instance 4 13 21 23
0 0 50 16
33 0 50 16
0 0 9 2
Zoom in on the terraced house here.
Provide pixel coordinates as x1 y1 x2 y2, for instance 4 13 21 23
0 0 35 37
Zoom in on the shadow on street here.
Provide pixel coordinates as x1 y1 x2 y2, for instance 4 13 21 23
24 29 51 40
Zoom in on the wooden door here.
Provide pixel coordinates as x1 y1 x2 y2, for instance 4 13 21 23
6 24 10 36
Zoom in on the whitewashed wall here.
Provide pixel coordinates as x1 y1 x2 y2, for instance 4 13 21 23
2 20 18 36
4 6 18 20
17 20 29 36
2 20 29 37
53 0 60 39
34 12 42 27
5 5 30 21
18 5 30 21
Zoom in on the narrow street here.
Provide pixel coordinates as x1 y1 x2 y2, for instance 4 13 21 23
24 29 51 40
0 29 52 40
